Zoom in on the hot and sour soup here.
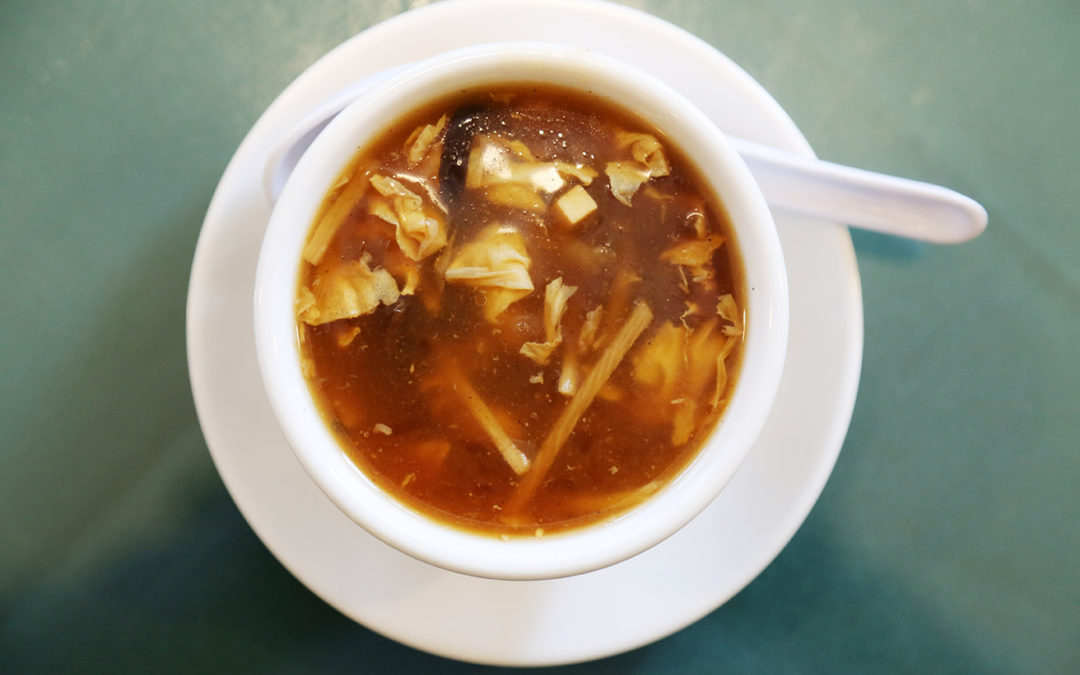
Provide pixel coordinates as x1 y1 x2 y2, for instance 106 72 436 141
295 85 745 536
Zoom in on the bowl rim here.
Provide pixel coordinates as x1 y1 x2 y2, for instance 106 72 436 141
254 41 789 580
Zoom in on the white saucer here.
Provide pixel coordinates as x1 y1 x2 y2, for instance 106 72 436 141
186 0 863 666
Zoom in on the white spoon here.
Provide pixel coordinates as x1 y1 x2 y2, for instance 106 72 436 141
264 75 987 244
725 136 986 243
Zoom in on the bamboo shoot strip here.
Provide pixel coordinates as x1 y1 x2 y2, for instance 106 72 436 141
303 175 369 265
507 301 654 513
449 366 530 475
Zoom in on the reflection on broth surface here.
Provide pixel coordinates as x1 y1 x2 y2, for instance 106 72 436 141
296 85 744 536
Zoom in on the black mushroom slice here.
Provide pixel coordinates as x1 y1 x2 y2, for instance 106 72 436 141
438 103 492 210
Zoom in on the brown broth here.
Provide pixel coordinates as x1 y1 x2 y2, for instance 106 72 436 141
296 85 744 536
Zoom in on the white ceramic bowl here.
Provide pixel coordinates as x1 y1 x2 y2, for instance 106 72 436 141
254 42 789 580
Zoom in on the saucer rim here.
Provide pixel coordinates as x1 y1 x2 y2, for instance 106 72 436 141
186 0 863 666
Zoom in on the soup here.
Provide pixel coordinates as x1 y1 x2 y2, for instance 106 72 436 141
295 85 744 536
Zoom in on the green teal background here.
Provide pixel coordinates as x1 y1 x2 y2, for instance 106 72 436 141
2 0 1077 672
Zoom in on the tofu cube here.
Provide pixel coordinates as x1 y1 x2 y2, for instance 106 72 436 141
554 185 598 227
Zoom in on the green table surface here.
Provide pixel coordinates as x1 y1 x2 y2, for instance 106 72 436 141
2 0 1077 672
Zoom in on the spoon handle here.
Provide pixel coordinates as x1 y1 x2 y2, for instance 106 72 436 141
728 137 987 243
